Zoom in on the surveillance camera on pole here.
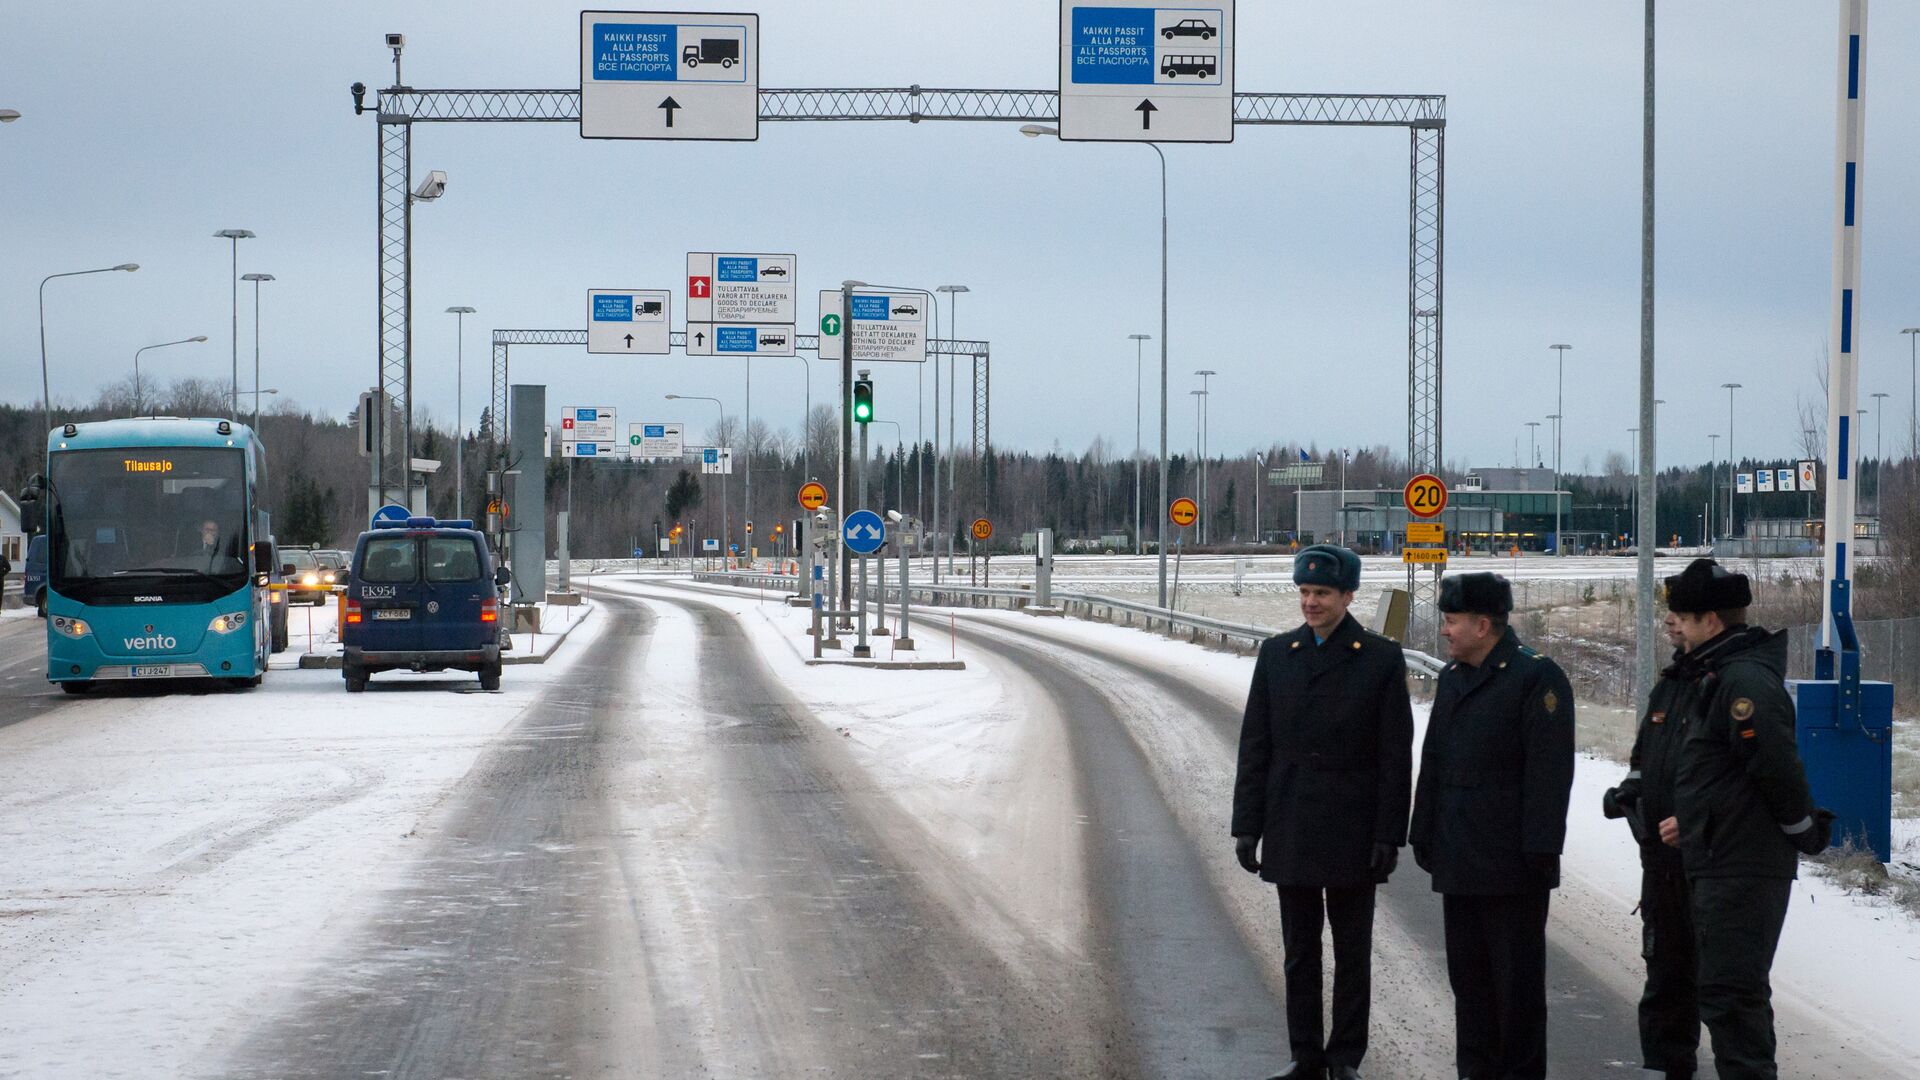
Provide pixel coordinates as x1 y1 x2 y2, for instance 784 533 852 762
412 170 447 201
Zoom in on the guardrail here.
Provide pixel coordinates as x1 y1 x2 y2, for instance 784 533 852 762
689 570 1445 677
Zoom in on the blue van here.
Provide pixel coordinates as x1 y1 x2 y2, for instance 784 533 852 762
22 535 47 617
341 517 509 692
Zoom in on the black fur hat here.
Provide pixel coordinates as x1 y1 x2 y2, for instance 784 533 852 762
1664 558 1752 614
1438 572 1513 617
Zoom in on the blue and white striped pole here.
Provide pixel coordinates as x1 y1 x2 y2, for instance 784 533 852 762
1818 0 1867 694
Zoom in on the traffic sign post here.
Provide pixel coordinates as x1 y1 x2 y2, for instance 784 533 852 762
843 510 886 658
580 11 759 141
587 289 671 354
816 289 929 363
629 422 684 460
1058 2 1236 143
1402 473 1449 649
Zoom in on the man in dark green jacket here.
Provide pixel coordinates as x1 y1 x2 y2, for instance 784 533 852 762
1603 611 1699 1079
1234 544 1415 1080
1410 572 1575 1080
1660 558 1832 1080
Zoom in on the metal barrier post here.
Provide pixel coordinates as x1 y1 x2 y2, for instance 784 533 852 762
896 536 914 649
854 554 872 658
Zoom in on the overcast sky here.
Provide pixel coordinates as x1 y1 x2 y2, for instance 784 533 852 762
4 1 1917 475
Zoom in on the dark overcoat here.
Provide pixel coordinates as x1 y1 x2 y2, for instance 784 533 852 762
1669 627 1816 880
1232 613 1415 888
1409 628 1576 896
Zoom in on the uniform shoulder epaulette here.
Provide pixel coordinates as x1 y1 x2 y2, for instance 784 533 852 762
1518 645 1545 660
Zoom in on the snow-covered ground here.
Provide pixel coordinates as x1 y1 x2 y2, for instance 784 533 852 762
669 574 1920 1073
0 607 610 1078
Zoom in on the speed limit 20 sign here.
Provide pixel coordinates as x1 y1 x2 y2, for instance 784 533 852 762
1403 474 1448 519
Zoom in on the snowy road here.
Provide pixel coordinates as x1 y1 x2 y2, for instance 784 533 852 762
3 576 1912 1078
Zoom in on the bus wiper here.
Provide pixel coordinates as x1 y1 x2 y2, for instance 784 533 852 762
115 567 224 581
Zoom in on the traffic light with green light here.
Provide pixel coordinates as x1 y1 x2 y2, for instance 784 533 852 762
853 378 874 424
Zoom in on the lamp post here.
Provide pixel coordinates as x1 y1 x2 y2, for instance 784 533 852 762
1195 368 1216 541
791 354 811 485
1525 420 1541 467
1627 427 1638 549
1021 124 1170 605
237 387 280 419
446 306 476 519
40 263 140 443
132 336 208 416
1546 412 1562 551
1707 433 1720 542
936 284 969 575
1253 452 1265 546
1722 381 1743 539
1870 391 1889 511
870 419 906 509
1903 328 1919 460
240 273 274 433
668 394 728 559
213 229 255 416
1130 333 1151 554
1550 344 1571 555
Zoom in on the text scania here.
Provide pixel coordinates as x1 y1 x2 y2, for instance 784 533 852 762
124 634 179 650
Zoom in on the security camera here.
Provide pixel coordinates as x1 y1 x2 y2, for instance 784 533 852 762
886 510 903 523
385 33 406 50
412 170 447 201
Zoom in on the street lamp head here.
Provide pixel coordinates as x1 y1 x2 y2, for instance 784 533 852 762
0 109 19 123
213 229 254 240
446 305 476 314
1019 124 1060 138
936 284 970 294
189 335 209 343
1871 391 1890 399
1128 333 1151 341
1722 382 1743 390
1903 328 1920 335
1550 343 1571 350
111 263 139 272
241 272 274 283
1194 368 1217 376
665 394 682 400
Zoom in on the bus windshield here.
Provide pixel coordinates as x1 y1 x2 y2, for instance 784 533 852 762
48 447 250 604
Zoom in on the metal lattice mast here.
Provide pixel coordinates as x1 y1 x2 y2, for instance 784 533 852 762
376 108 411 508
1407 123 1444 474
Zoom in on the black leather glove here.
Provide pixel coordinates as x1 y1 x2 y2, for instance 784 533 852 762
1524 852 1560 885
1601 785 1636 820
1370 842 1399 883
1790 808 1837 856
1234 834 1262 875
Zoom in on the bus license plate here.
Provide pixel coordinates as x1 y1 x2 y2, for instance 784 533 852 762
372 608 412 620
131 665 174 678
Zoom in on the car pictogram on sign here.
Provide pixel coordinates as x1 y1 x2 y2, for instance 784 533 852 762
758 265 787 277
892 304 918 316
1163 18 1216 39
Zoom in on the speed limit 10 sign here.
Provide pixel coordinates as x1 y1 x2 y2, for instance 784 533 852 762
1403 474 1448 519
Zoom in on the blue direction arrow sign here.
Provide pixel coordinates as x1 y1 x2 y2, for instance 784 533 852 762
842 509 887 555
372 503 412 524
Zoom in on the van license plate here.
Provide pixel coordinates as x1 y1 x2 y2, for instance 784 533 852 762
131 665 174 677
372 608 412 620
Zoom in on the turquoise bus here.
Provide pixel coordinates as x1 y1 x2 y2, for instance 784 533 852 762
33 417 273 692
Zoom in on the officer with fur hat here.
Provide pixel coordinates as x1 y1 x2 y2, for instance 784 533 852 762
1602 610 1703 1080
1660 558 1830 1080
1410 571 1575 1080
1234 543 1414 1080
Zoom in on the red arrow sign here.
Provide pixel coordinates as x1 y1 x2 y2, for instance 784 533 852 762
688 276 711 298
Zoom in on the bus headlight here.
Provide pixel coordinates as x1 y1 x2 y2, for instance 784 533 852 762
51 616 91 639
208 612 249 634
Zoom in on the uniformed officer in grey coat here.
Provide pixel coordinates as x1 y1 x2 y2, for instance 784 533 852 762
1660 558 1831 1080
1234 543 1414 1080
1410 572 1575 1080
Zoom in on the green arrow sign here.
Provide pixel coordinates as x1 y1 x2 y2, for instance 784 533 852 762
630 434 642 445
820 313 842 336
